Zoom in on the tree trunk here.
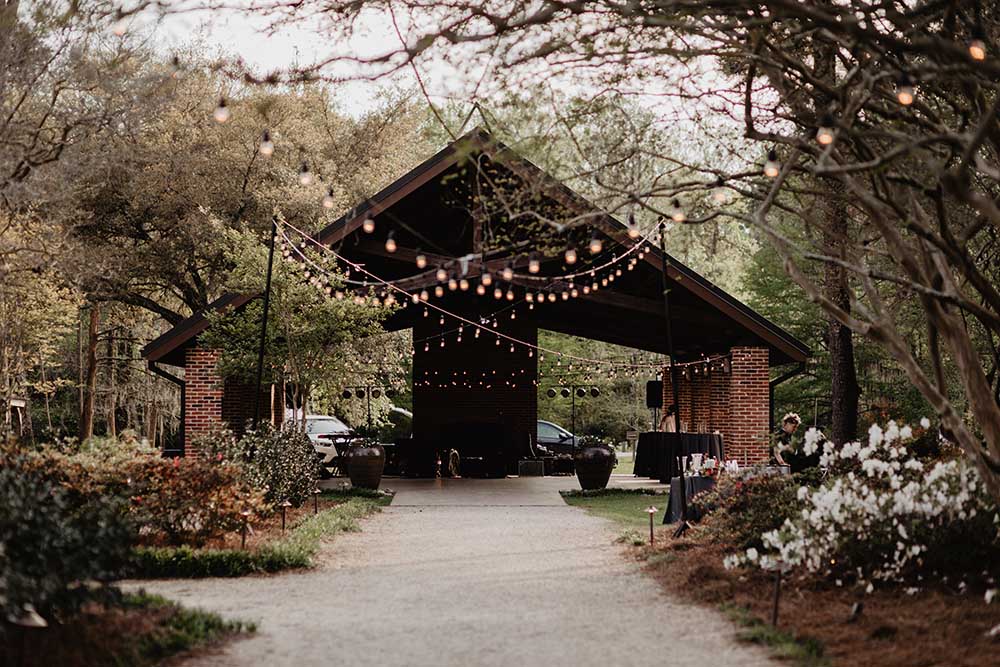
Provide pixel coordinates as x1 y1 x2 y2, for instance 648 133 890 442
79 305 99 442
106 331 117 439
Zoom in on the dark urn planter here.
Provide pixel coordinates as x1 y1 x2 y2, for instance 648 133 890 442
574 444 615 490
348 442 385 490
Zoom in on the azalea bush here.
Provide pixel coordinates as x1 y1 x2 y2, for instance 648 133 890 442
0 443 133 620
201 424 320 506
725 421 1000 592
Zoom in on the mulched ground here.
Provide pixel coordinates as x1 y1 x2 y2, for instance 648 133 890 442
641 536 1000 667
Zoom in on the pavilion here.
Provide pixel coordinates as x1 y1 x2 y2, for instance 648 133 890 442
142 128 809 470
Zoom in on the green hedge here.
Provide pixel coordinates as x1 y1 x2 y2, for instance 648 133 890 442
129 497 384 578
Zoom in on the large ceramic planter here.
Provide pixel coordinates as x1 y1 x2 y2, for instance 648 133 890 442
574 444 615 490
348 442 385 490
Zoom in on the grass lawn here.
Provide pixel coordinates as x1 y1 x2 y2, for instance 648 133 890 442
561 488 666 534
614 452 635 475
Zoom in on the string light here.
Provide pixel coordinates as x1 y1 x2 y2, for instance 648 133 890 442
298 162 313 186
419 289 429 301
213 97 230 123
435 285 444 297
384 232 397 253
896 75 915 106
712 178 727 203
969 27 987 60
506 289 515 301
502 266 514 281
764 149 780 178
481 272 493 286
459 278 470 291
435 267 448 282
322 187 335 209
362 217 375 233
448 276 458 291
494 287 503 299
528 254 541 274
259 129 274 156
816 114 835 145
564 247 577 264
476 283 486 295
416 253 427 269
588 235 603 255
627 213 641 239
670 199 686 223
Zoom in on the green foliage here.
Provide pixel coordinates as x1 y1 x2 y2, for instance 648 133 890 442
562 487 667 531
0 445 134 619
692 471 821 551
201 424 320 506
129 497 383 578
722 604 829 667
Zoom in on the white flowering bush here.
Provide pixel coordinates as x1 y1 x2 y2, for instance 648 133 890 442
725 420 1000 591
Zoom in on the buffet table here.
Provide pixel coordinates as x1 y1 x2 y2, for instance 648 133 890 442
663 476 717 524
634 432 725 483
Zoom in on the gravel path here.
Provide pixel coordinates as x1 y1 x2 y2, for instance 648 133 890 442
130 479 774 667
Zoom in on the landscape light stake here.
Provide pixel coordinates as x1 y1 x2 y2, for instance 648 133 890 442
313 487 321 514
657 220 689 538
240 509 252 549
771 569 783 626
645 506 658 545
252 216 278 431
280 500 292 533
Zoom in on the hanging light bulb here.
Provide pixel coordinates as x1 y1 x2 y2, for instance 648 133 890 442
384 231 397 253
816 114 835 145
111 13 128 35
712 178 727 203
298 162 313 186
525 292 534 303
536 291 545 303
528 254 540 274
506 289 515 301
494 287 503 300
511 310 516 320
448 276 458 291
362 217 375 233
627 213 641 239
419 289 429 301
459 278 469 291
439 314 445 325
501 266 514 281
435 285 444 297
583 285 591 294
764 149 780 178
410 293 420 304
571 287 579 298
481 272 493 286
671 199 686 223
322 187 336 209
561 291 569 300
416 253 427 269
213 97 230 123
476 283 486 296
564 247 578 264
588 235 603 254
424 342 430 352
435 267 448 282
547 292 557 303
259 129 274 156
969 27 987 60
896 74 915 106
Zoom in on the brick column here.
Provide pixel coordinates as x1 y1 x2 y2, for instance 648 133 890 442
710 368 730 435
728 346 770 465
184 347 223 457
691 370 711 432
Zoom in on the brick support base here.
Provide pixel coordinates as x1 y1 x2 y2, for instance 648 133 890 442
184 348 223 457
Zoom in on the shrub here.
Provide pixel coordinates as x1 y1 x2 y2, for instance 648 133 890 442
0 445 134 619
726 420 1000 591
124 457 267 547
203 424 320 506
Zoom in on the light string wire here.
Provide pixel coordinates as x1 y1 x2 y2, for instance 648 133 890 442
278 218 732 373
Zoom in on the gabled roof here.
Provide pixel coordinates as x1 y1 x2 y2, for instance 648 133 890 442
143 128 809 367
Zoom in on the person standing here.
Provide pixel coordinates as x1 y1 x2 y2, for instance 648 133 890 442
773 412 801 467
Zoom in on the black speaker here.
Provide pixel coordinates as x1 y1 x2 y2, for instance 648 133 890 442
645 380 663 409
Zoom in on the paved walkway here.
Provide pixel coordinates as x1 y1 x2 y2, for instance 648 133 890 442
130 476 773 667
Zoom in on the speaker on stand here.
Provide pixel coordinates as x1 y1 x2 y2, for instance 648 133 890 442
646 380 663 430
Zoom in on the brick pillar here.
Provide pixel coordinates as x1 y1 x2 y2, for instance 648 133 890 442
710 368 730 435
728 346 770 465
691 369 711 432
184 347 223 457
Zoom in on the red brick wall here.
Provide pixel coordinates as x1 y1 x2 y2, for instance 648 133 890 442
728 346 770 465
222 379 279 437
184 348 223 457
661 346 769 465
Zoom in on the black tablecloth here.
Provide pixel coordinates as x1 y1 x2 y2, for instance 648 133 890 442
663 476 717 524
634 432 724 482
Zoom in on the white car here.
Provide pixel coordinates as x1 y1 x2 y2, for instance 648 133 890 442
305 415 353 474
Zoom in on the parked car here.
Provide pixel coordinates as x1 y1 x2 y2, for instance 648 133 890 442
305 415 354 476
536 419 578 456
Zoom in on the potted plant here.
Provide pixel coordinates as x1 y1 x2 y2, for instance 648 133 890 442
574 435 617 490
348 432 385 490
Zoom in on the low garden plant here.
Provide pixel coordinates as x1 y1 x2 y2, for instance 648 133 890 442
722 420 1000 596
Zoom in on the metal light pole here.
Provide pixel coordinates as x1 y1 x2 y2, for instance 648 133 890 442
657 220 689 536
252 217 278 430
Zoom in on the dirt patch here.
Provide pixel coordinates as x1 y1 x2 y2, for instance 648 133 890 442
641 537 1000 667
